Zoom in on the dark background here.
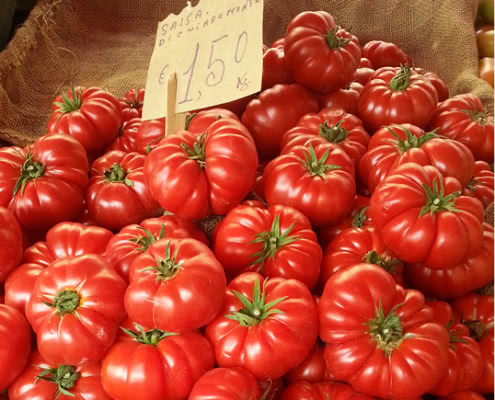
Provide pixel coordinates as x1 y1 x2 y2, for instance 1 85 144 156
0 0 36 51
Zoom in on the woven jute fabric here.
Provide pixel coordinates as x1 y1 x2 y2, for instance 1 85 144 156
0 0 492 146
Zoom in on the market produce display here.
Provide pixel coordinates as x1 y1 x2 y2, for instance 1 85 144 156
0 7 493 400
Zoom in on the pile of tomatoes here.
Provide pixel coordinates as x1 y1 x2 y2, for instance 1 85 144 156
0 9 494 400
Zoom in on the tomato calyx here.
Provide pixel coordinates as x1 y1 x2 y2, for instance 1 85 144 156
352 207 369 228
129 225 166 252
326 29 351 49
142 241 183 282
226 277 288 327
389 65 412 91
365 300 404 356
387 125 438 154
43 289 80 316
465 177 478 193
363 250 401 275
319 120 349 144
181 134 207 168
250 215 300 270
13 150 46 197
464 320 486 341
35 365 79 397
184 113 197 130
419 176 461 217
461 106 492 127
103 163 134 186
121 323 178 347
54 86 83 114
446 320 469 350
302 144 341 178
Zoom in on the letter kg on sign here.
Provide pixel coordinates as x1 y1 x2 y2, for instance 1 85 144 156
142 0 264 121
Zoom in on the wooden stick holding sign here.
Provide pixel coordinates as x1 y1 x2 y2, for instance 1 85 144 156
165 72 187 136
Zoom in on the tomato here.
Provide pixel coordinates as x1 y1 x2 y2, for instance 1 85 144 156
0 305 31 391
105 214 207 282
463 161 494 208
478 57 494 87
284 11 361 93
205 272 318 379
9 351 110 400
317 82 364 116
354 67 375 85
284 341 328 384
476 29 494 58
359 124 475 193
26 254 126 365
101 321 214 400
86 151 161 231
0 134 88 231
262 47 293 90
437 391 485 400
144 117 257 220
126 238 226 332
359 58 374 68
281 107 370 165
272 38 285 48
253 160 268 201
361 40 412 68
404 223 494 299
410 68 449 102
213 204 322 288
136 118 165 154
241 84 319 159
451 293 494 394
428 93 494 162
319 264 449 399
106 117 142 153
0 207 22 282
427 301 483 396
119 88 145 122
369 163 484 269
264 143 356 227
47 86 121 155
282 381 375 400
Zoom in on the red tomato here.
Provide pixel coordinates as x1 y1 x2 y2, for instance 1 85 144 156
354 67 375 85
242 84 319 159
213 204 322 288
404 223 494 299
319 264 449 399
262 47 293 90
272 38 285 48
189 367 261 400
253 160 268 201
26 254 126 365
281 381 375 400
317 82 364 115
144 117 257 220
429 94 494 162
427 301 483 396
119 88 145 122
437 391 485 400
47 86 122 155
264 143 356 227
451 294 494 394
284 341 328 384
9 351 110 400
105 214 207 282
136 117 165 154
205 272 318 379
479 57 494 87
0 305 31 391
281 107 370 165
361 40 412 68
369 163 484 269
101 321 214 400
0 207 22 282
463 161 494 208
125 238 226 332
358 66 438 132
86 151 161 231
359 57 374 68
412 68 449 102
284 11 361 93
359 124 475 193
106 117 142 153
0 134 88 231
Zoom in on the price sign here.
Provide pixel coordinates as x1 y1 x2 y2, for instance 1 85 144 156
142 0 264 121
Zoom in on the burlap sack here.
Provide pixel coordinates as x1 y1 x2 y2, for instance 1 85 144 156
0 0 492 146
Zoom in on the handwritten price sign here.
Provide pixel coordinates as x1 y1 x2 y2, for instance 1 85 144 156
142 0 264 121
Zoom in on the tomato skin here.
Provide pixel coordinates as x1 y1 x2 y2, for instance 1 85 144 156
358 66 438 132
354 67 375 85
281 381 375 400
189 367 262 400
47 87 122 155
135 117 165 154
107 117 142 153
476 29 494 58
126 238 226 332
428 93 494 162
319 264 449 399
264 143 356 227
361 40 412 69
119 88 145 122
105 214 208 282
369 164 484 269
412 69 449 102
205 272 318 379
437 391 485 400
9 351 110 400
359 58 374 68
213 204 322 288
317 82 364 116
262 47 293 90
0 134 88 231
284 341 328 384
478 57 494 87
0 206 22 282
26 254 127 365
463 161 494 208
451 293 494 394
281 107 370 166
359 124 475 193
144 117 258 220
4 263 45 316
284 11 361 93
0 304 31 391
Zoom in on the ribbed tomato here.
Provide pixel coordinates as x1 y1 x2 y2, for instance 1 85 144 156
317 82 364 115
106 117 142 153
361 40 412 68
463 161 494 208
119 88 145 122
0 206 22 282
281 381 375 400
